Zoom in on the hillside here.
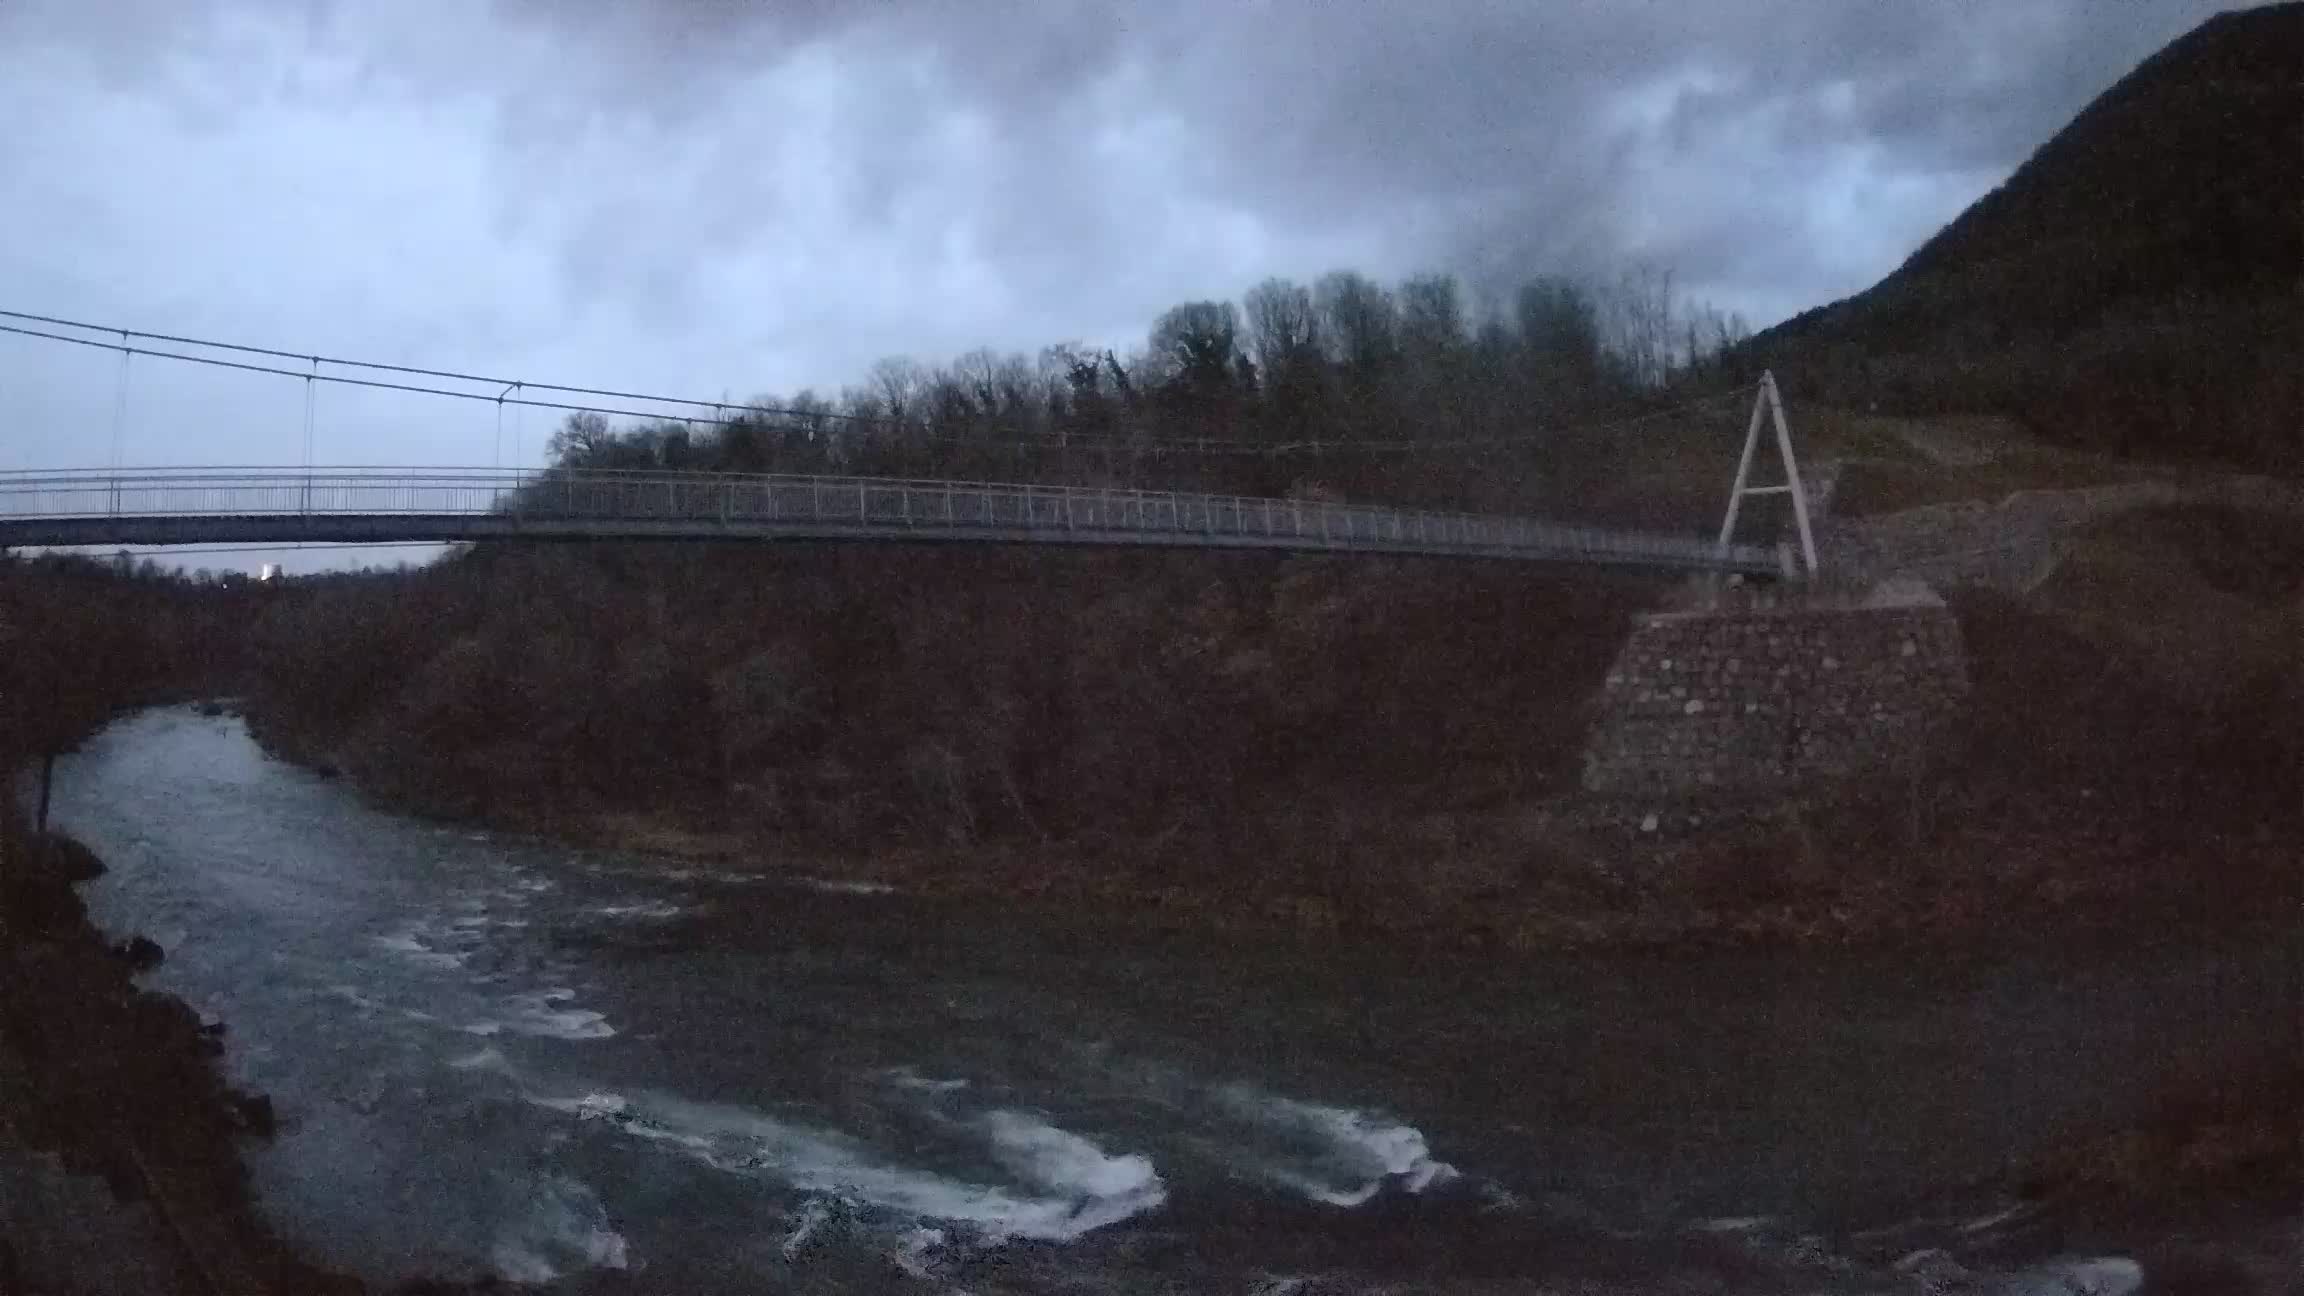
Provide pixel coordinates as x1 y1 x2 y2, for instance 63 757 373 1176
1747 2 2304 472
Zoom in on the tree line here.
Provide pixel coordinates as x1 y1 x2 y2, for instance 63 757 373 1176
544 265 1751 511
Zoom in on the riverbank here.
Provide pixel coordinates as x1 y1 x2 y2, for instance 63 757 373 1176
248 688 2299 956
48 705 2304 1293
236 539 2301 954
0 796 542 1293
1956 1061 2304 1295
0 805 357 1292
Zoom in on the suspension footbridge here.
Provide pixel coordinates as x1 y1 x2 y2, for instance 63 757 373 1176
0 468 1789 575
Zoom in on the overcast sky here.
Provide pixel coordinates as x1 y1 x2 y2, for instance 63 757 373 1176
0 0 2240 567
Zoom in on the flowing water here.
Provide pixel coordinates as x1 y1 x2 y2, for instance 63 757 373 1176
43 706 2301 1292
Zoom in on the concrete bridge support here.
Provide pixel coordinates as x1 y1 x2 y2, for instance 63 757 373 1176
1581 582 1969 799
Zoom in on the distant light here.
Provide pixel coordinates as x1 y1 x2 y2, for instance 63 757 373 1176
258 563 283 582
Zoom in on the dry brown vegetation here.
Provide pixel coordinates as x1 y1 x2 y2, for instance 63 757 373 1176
0 554 258 764
234 493 2304 947
243 544 1660 866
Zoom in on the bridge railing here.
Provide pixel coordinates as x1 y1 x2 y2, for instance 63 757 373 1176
0 468 528 521
0 467 1780 571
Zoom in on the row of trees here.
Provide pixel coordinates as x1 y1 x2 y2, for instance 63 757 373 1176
547 265 1750 509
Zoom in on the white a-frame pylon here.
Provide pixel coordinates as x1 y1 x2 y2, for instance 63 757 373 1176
1716 370 1818 578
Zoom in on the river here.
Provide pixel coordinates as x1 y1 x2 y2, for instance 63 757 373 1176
42 706 2301 1292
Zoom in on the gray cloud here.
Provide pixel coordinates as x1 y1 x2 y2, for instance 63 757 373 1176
0 0 2245 521
448 0 2228 320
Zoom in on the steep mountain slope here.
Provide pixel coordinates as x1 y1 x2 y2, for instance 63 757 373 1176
1749 2 2304 471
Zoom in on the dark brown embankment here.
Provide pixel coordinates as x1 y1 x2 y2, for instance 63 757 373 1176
242 542 2300 953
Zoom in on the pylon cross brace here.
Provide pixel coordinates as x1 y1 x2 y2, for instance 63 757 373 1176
1716 369 1818 579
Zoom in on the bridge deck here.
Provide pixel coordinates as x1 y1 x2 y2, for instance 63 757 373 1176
0 469 1784 575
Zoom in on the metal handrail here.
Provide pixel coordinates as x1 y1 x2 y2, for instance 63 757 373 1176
0 466 1781 572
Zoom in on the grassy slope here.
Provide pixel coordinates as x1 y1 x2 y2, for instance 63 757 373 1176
1578 397 2165 535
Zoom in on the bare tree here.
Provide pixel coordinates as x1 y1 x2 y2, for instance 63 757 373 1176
1148 301 1244 394
1515 275 1603 381
1599 263 1677 388
1040 343 1115 436
546 410 616 465
839 385 887 429
1243 277 1320 378
988 351 1045 427
868 357 927 426
1675 303 1747 381
779 389 837 465
1315 270 1398 377
950 348 1007 416
1397 273 1467 359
